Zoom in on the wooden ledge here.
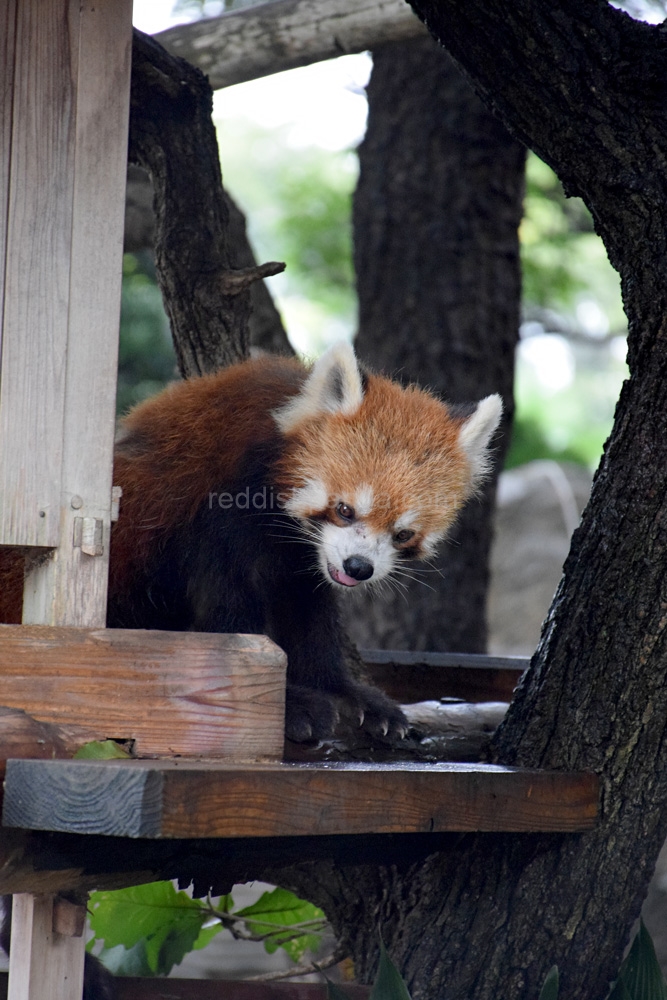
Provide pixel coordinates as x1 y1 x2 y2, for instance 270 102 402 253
0 625 286 759
0 974 370 1000
2 758 598 839
361 649 528 703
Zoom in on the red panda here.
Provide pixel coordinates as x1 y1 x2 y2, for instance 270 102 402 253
0 343 502 743
108 342 502 742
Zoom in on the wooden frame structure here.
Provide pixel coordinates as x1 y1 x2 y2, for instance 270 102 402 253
1 1 133 996
0 2 598 997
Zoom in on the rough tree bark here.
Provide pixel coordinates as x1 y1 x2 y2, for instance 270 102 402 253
345 36 524 653
126 6 667 997
266 5 667 999
128 30 286 375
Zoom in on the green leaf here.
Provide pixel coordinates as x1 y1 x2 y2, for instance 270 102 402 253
74 739 131 760
609 921 667 1000
234 887 327 963
369 940 412 1000
539 965 559 1000
89 881 210 976
326 979 354 1000
96 940 153 977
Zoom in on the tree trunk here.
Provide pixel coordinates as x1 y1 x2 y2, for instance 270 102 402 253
129 7 667 996
346 36 524 653
268 6 667 998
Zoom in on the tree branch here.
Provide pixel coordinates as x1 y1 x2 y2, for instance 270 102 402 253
128 29 288 374
155 0 427 90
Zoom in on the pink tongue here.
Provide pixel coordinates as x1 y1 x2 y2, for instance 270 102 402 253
328 564 361 587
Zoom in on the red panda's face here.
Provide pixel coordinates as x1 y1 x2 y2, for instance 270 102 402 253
273 343 503 590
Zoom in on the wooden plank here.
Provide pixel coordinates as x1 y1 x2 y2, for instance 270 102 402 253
361 650 528 704
0 0 79 548
156 0 427 90
0 0 18 370
22 0 132 625
2 758 599 839
1 3 131 997
7 895 84 1000
0 974 371 1000
0 626 286 760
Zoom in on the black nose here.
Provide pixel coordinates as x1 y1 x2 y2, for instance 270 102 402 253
343 556 374 581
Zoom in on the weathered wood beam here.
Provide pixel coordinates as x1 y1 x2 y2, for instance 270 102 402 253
154 0 428 91
362 650 526 703
0 975 372 1000
0 626 286 760
2 758 599 839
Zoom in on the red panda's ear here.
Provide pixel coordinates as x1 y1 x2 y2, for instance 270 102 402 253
273 341 364 433
458 394 503 488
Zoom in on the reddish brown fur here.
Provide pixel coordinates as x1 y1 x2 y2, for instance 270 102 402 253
276 372 471 550
0 353 472 622
110 354 305 593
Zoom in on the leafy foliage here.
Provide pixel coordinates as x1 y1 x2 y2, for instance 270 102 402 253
538 966 560 1000
88 882 220 976
73 740 131 760
234 886 326 963
326 940 412 1000
536 921 667 1000
608 921 667 1000
117 251 175 415
88 881 327 977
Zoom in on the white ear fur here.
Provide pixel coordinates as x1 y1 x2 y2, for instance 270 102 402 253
458 394 503 485
273 341 364 434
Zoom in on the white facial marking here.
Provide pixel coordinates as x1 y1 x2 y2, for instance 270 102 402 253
318 522 396 586
284 477 329 518
421 531 444 558
355 484 374 518
394 510 421 533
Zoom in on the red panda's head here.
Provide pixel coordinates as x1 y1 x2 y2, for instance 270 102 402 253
273 343 502 589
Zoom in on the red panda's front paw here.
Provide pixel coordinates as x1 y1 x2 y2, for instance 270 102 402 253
285 685 340 743
344 682 409 741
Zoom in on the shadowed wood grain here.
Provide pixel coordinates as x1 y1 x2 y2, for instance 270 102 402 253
362 650 527 703
0 974 371 1000
2 758 599 839
0 626 286 760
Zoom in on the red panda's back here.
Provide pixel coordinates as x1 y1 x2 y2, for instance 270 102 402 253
110 354 306 594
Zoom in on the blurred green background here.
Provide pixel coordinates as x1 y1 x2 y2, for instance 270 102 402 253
118 53 628 474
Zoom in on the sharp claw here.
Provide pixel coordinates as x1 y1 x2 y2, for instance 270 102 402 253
381 720 389 737
358 709 365 727
396 725 408 740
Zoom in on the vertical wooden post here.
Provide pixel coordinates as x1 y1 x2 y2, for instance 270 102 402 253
0 0 133 996
8 896 86 1000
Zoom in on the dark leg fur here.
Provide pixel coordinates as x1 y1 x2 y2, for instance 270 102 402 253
2 896 116 1000
109 483 408 742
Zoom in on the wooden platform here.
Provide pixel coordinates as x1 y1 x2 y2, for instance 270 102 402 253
0 974 370 1000
2 758 598 839
362 649 527 703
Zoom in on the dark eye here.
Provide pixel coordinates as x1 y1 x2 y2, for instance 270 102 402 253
394 529 415 545
336 502 355 522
